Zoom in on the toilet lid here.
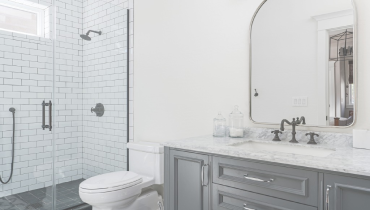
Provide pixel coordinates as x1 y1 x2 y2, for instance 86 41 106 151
80 171 142 192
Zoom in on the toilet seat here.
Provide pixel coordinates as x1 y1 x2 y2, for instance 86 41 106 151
80 171 143 193
79 174 156 210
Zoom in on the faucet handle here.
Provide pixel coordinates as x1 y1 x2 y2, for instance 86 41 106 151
271 130 282 141
306 132 319 145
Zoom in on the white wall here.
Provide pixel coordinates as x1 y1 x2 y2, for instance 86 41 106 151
134 0 370 143
133 0 255 142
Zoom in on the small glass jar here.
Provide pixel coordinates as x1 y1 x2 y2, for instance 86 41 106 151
229 106 244 138
213 112 226 137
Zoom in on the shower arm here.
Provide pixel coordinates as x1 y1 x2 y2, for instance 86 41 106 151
86 30 102 36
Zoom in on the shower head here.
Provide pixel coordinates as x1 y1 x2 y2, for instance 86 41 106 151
9 107 15 113
80 30 102 41
80 34 91 41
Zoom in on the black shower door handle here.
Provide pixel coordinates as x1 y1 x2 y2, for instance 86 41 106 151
42 100 52 131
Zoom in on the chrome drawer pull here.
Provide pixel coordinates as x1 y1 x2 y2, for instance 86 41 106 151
326 185 332 210
244 174 274 183
243 203 256 210
201 164 209 186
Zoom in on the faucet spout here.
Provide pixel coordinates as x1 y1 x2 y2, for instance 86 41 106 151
280 116 306 143
280 119 291 131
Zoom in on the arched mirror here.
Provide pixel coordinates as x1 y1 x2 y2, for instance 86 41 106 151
250 0 356 128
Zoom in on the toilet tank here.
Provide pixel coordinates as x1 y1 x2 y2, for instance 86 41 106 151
127 142 164 185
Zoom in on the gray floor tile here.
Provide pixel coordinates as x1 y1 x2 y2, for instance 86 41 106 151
0 197 18 210
0 205 19 210
27 202 46 210
28 192 47 200
15 194 39 204
2 179 89 210
39 196 52 205
13 204 37 210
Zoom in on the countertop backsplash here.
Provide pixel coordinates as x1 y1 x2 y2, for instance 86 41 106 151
242 127 353 148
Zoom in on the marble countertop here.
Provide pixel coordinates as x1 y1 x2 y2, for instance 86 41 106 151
162 135 370 177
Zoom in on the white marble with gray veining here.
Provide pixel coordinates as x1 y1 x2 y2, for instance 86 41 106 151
243 127 353 148
162 129 370 177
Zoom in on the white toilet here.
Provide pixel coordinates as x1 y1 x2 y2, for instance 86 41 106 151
79 142 164 210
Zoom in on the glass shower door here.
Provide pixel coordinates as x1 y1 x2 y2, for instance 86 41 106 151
52 1 129 209
0 0 129 209
0 1 56 209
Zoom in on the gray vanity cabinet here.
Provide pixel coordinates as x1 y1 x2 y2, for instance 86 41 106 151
168 150 210 210
324 174 370 210
164 148 370 210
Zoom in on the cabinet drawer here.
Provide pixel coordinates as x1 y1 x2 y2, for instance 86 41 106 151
212 156 318 206
213 184 317 210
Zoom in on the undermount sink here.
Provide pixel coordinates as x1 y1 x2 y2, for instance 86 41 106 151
230 141 335 157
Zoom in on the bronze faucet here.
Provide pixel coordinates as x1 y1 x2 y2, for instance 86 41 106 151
280 117 306 143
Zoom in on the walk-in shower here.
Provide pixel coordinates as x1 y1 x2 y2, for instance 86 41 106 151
80 30 102 41
0 0 130 209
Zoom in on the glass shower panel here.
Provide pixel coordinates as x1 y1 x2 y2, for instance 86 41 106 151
0 0 129 209
53 0 128 208
0 1 55 209
82 3 128 178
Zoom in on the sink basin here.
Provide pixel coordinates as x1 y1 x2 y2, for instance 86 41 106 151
230 141 335 157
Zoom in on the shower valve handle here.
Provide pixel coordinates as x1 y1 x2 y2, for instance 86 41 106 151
91 103 105 117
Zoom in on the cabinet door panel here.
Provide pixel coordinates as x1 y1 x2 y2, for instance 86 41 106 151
324 174 370 210
169 150 209 210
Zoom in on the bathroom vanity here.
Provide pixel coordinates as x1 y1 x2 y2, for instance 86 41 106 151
163 135 370 210
163 0 363 209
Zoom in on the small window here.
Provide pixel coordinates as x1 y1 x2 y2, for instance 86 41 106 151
0 0 50 38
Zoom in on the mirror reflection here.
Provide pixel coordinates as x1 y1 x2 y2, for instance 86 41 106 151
251 0 355 127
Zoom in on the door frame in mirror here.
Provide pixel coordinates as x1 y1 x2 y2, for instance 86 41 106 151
248 0 358 129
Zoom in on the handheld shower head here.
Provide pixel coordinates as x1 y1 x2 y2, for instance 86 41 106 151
80 30 102 41
1 107 16 184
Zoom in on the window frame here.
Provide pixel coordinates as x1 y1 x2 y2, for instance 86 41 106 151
0 0 48 37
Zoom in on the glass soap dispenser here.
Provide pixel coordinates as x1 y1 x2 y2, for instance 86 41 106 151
213 112 226 137
229 106 244 138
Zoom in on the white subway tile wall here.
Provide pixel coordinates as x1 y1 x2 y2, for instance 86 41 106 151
82 0 128 179
0 0 132 197
0 23 55 197
54 0 84 188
